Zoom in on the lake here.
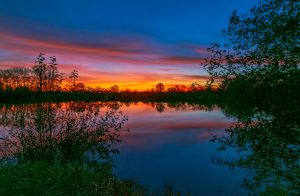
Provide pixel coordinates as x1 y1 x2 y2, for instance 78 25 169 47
114 102 244 195
0 101 298 195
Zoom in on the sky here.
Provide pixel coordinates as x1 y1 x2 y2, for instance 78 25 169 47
0 0 259 91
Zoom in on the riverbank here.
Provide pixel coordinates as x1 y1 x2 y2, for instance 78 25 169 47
0 90 220 104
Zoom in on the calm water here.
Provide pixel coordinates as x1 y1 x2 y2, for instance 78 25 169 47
114 102 244 195
0 101 298 195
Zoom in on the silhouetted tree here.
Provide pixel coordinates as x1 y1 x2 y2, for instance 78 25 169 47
206 0 300 194
167 87 177 92
203 0 299 85
32 53 47 92
69 69 79 91
47 56 63 91
110 85 119 93
156 83 165 92
175 84 187 92
189 82 203 92
75 82 86 92
0 67 32 91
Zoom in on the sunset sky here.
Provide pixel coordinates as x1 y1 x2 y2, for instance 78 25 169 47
0 0 259 91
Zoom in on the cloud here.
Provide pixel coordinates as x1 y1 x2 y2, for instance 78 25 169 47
0 31 209 65
0 31 210 90
160 56 205 64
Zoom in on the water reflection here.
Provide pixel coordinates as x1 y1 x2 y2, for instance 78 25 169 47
1 102 238 195
0 102 127 165
0 101 297 194
155 103 165 113
212 100 300 194
113 102 238 195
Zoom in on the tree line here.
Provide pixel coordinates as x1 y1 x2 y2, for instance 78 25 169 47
0 53 64 93
0 53 208 94
154 82 207 92
0 53 122 94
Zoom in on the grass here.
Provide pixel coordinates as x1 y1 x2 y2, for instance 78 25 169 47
0 162 149 196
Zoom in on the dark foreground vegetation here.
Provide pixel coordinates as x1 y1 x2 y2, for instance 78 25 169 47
0 102 139 195
0 162 146 195
204 0 299 195
0 0 299 195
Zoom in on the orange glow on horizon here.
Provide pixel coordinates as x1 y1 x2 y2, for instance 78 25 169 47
0 32 211 91
61 79 209 92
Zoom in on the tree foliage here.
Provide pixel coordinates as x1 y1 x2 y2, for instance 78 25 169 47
1 53 64 93
207 0 300 194
69 69 78 91
156 82 165 92
203 0 299 85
